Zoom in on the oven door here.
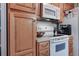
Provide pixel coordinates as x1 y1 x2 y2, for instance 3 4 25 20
50 40 68 56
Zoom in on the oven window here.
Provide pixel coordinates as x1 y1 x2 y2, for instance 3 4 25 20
56 43 65 52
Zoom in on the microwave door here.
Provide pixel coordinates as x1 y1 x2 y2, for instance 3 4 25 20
43 4 57 19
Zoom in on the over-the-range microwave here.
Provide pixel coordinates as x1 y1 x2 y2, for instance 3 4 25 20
41 4 60 20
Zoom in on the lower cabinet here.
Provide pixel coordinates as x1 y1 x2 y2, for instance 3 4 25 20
36 41 50 56
39 48 49 56
68 36 73 56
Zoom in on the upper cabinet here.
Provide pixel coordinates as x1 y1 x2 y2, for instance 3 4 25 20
9 3 36 13
64 3 74 11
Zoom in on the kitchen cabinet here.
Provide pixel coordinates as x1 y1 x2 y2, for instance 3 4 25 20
9 3 36 13
35 4 41 18
8 4 37 56
59 4 64 23
9 3 40 16
36 41 50 56
64 3 74 11
68 36 73 56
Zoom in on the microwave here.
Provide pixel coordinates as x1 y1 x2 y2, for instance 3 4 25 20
41 4 60 19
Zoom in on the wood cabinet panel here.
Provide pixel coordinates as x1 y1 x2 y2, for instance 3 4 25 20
36 41 50 56
15 17 33 52
59 4 64 22
9 3 36 13
64 3 74 11
8 10 36 56
16 49 33 56
38 41 49 50
35 4 41 17
68 36 73 56
24 53 33 56
39 48 49 56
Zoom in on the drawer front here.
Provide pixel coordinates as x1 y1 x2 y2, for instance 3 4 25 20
39 49 49 56
38 41 49 50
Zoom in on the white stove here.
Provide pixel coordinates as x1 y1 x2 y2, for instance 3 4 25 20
50 35 69 42
50 35 69 56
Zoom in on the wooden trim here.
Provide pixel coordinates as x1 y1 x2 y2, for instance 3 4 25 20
32 19 37 56
9 11 16 55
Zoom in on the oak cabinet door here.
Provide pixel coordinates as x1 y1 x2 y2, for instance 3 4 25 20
9 3 36 13
64 3 74 11
8 11 36 56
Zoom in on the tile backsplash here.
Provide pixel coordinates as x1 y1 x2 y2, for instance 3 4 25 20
37 21 56 32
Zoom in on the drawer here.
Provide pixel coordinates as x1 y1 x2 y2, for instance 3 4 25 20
38 41 49 50
39 49 49 56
